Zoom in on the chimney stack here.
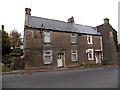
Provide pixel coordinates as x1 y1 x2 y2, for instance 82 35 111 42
1 25 4 30
68 16 75 24
104 18 109 24
25 8 31 16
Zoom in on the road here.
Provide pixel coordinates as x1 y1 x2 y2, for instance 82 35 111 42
2 66 118 88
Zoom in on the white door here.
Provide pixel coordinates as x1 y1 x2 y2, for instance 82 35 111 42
58 53 63 67
95 52 99 64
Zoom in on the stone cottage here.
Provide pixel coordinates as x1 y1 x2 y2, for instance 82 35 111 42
97 18 118 63
23 8 103 69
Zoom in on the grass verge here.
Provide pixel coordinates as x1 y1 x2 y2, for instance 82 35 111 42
2 66 12 72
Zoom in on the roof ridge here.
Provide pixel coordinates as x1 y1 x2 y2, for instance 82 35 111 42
30 16 69 24
74 24 95 28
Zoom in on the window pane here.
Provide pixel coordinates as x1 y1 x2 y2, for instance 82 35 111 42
72 51 77 61
89 53 92 58
45 35 50 42
88 37 91 43
73 52 76 54
87 49 94 60
72 54 76 60
71 36 76 43
44 51 52 64
45 32 50 35
87 35 93 44
45 56 51 63
45 52 50 55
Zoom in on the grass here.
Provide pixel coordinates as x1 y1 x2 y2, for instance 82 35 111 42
2 65 12 72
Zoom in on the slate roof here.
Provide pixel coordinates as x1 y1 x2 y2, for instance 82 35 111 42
26 16 101 35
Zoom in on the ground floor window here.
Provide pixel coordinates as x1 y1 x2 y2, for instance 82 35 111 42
87 49 94 60
43 50 52 64
71 50 78 61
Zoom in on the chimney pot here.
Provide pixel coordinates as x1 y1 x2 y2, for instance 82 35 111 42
68 16 75 24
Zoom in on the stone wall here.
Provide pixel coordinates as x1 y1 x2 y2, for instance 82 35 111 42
97 23 118 62
13 57 25 70
23 28 102 69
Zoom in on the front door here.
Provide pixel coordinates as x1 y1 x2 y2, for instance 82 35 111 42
58 53 63 67
95 52 99 64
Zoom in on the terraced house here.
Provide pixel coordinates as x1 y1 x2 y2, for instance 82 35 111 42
23 8 103 69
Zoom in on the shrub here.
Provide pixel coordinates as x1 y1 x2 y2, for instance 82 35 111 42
2 65 12 72
2 54 12 66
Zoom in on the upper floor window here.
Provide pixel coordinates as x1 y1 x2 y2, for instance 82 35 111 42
71 34 76 43
44 32 50 43
43 50 52 64
71 50 78 61
87 35 93 44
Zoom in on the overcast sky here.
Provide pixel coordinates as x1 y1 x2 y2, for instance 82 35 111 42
0 0 119 43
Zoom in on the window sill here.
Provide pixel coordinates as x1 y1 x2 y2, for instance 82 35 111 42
44 62 51 65
43 42 52 44
88 59 94 60
71 60 78 62
71 43 77 45
88 43 93 44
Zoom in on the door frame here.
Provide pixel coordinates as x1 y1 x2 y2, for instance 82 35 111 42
95 50 101 64
95 52 99 64
57 52 65 67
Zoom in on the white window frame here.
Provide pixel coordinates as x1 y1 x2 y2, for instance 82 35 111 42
87 35 93 44
43 50 52 64
71 50 78 61
87 49 94 60
71 34 76 43
44 32 50 43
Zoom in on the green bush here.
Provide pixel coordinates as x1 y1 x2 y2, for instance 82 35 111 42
2 54 12 66
2 65 12 72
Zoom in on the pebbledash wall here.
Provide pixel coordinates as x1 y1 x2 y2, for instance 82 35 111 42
23 8 117 69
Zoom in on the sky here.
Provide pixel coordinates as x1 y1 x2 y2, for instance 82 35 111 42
0 0 120 43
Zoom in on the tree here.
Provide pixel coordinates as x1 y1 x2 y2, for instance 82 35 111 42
1 25 12 65
1 26 11 56
10 29 23 49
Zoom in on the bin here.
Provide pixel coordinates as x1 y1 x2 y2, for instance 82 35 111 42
102 58 108 65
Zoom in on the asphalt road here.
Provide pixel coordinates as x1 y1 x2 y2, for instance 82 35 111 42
2 66 118 88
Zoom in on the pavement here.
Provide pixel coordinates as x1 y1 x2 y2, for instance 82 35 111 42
2 65 118 76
